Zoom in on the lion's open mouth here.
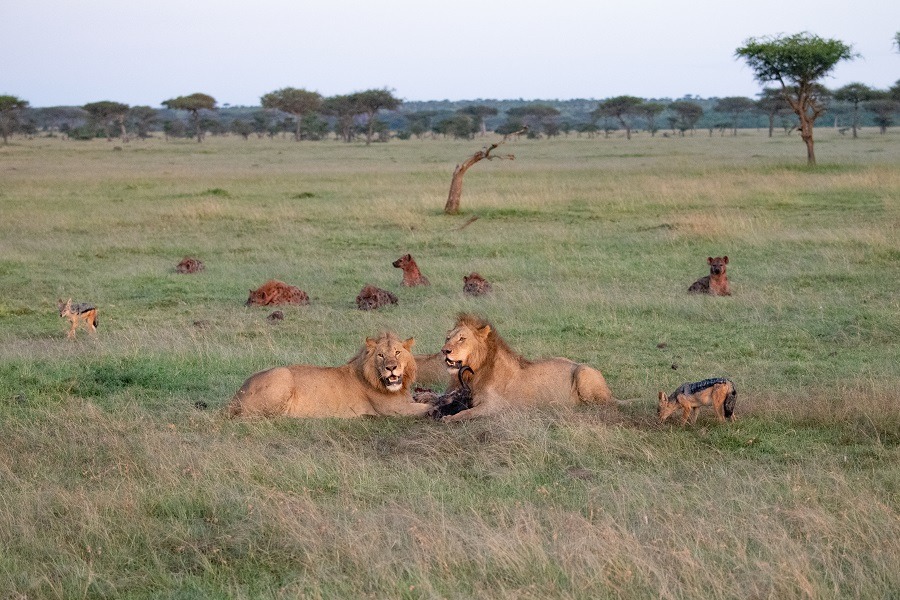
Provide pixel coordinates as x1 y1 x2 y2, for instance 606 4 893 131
445 358 464 370
383 374 402 386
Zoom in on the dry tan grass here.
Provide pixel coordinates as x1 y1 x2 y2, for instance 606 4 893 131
1 131 899 597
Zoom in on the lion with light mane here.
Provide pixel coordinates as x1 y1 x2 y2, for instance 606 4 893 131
439 314 613 421
225 332 432 418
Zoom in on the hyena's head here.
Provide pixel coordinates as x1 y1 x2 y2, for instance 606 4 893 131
392 254 413 269
707 256 729 276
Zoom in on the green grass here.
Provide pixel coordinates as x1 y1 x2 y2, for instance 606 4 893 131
1 130 899 598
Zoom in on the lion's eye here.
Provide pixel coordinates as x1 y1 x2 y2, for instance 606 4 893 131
395 350 401 356
459 337 465 342
445 337 450 342
377 353 384 359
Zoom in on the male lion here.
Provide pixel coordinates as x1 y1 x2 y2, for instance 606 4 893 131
438 314 613 421
225 332 432 418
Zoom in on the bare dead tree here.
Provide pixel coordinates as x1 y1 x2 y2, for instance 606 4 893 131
444 127 526 215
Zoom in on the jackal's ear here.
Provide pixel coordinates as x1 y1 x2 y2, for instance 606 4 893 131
658 391 668 403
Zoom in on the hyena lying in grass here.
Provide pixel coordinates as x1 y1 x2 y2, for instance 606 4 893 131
688 256 731 296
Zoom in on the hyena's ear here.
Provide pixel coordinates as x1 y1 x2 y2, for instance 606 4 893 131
723 256 729 264
707 257 714 265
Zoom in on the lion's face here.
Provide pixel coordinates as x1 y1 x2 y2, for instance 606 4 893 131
657 392 679 422
441 323 490 375
364 334 416 392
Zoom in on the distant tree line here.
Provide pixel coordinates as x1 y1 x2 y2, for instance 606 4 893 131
2 29 898 156
6 84 897 148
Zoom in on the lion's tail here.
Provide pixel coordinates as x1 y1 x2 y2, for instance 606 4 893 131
223 396 243 418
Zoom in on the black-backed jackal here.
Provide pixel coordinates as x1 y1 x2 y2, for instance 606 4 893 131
658 377 736 424
57 298 98 339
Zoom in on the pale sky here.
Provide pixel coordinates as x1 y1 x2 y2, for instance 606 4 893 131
4 0 898 107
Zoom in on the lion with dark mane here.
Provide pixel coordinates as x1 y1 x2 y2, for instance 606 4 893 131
439 313 613 421
225 332 432 418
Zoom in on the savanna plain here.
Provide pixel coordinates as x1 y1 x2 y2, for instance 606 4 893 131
0 130 898 599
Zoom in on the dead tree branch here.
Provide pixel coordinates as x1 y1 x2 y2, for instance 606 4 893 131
444 127 526 215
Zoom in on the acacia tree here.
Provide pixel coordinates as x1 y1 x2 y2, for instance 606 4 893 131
260 87 323 141
129 106 158 139
83 101 130 141
756 88 791 137
405 111 438 139
436 114 477 139
593 96 643 139
713 97 756 135
638 102 666 136
668 100 703 135
459 105 498 136
351 88 401 145
162 93 217 142
506 104 560 137
323 94 361 142
736 32 856 165
864 93 899 134
833 83 875 138
0 95 29 144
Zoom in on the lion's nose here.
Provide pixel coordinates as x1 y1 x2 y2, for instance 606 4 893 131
442 347 451 356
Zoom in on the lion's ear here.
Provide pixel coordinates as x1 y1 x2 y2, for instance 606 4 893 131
365 337 378 350
403 337 415 351
477 325 491 339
